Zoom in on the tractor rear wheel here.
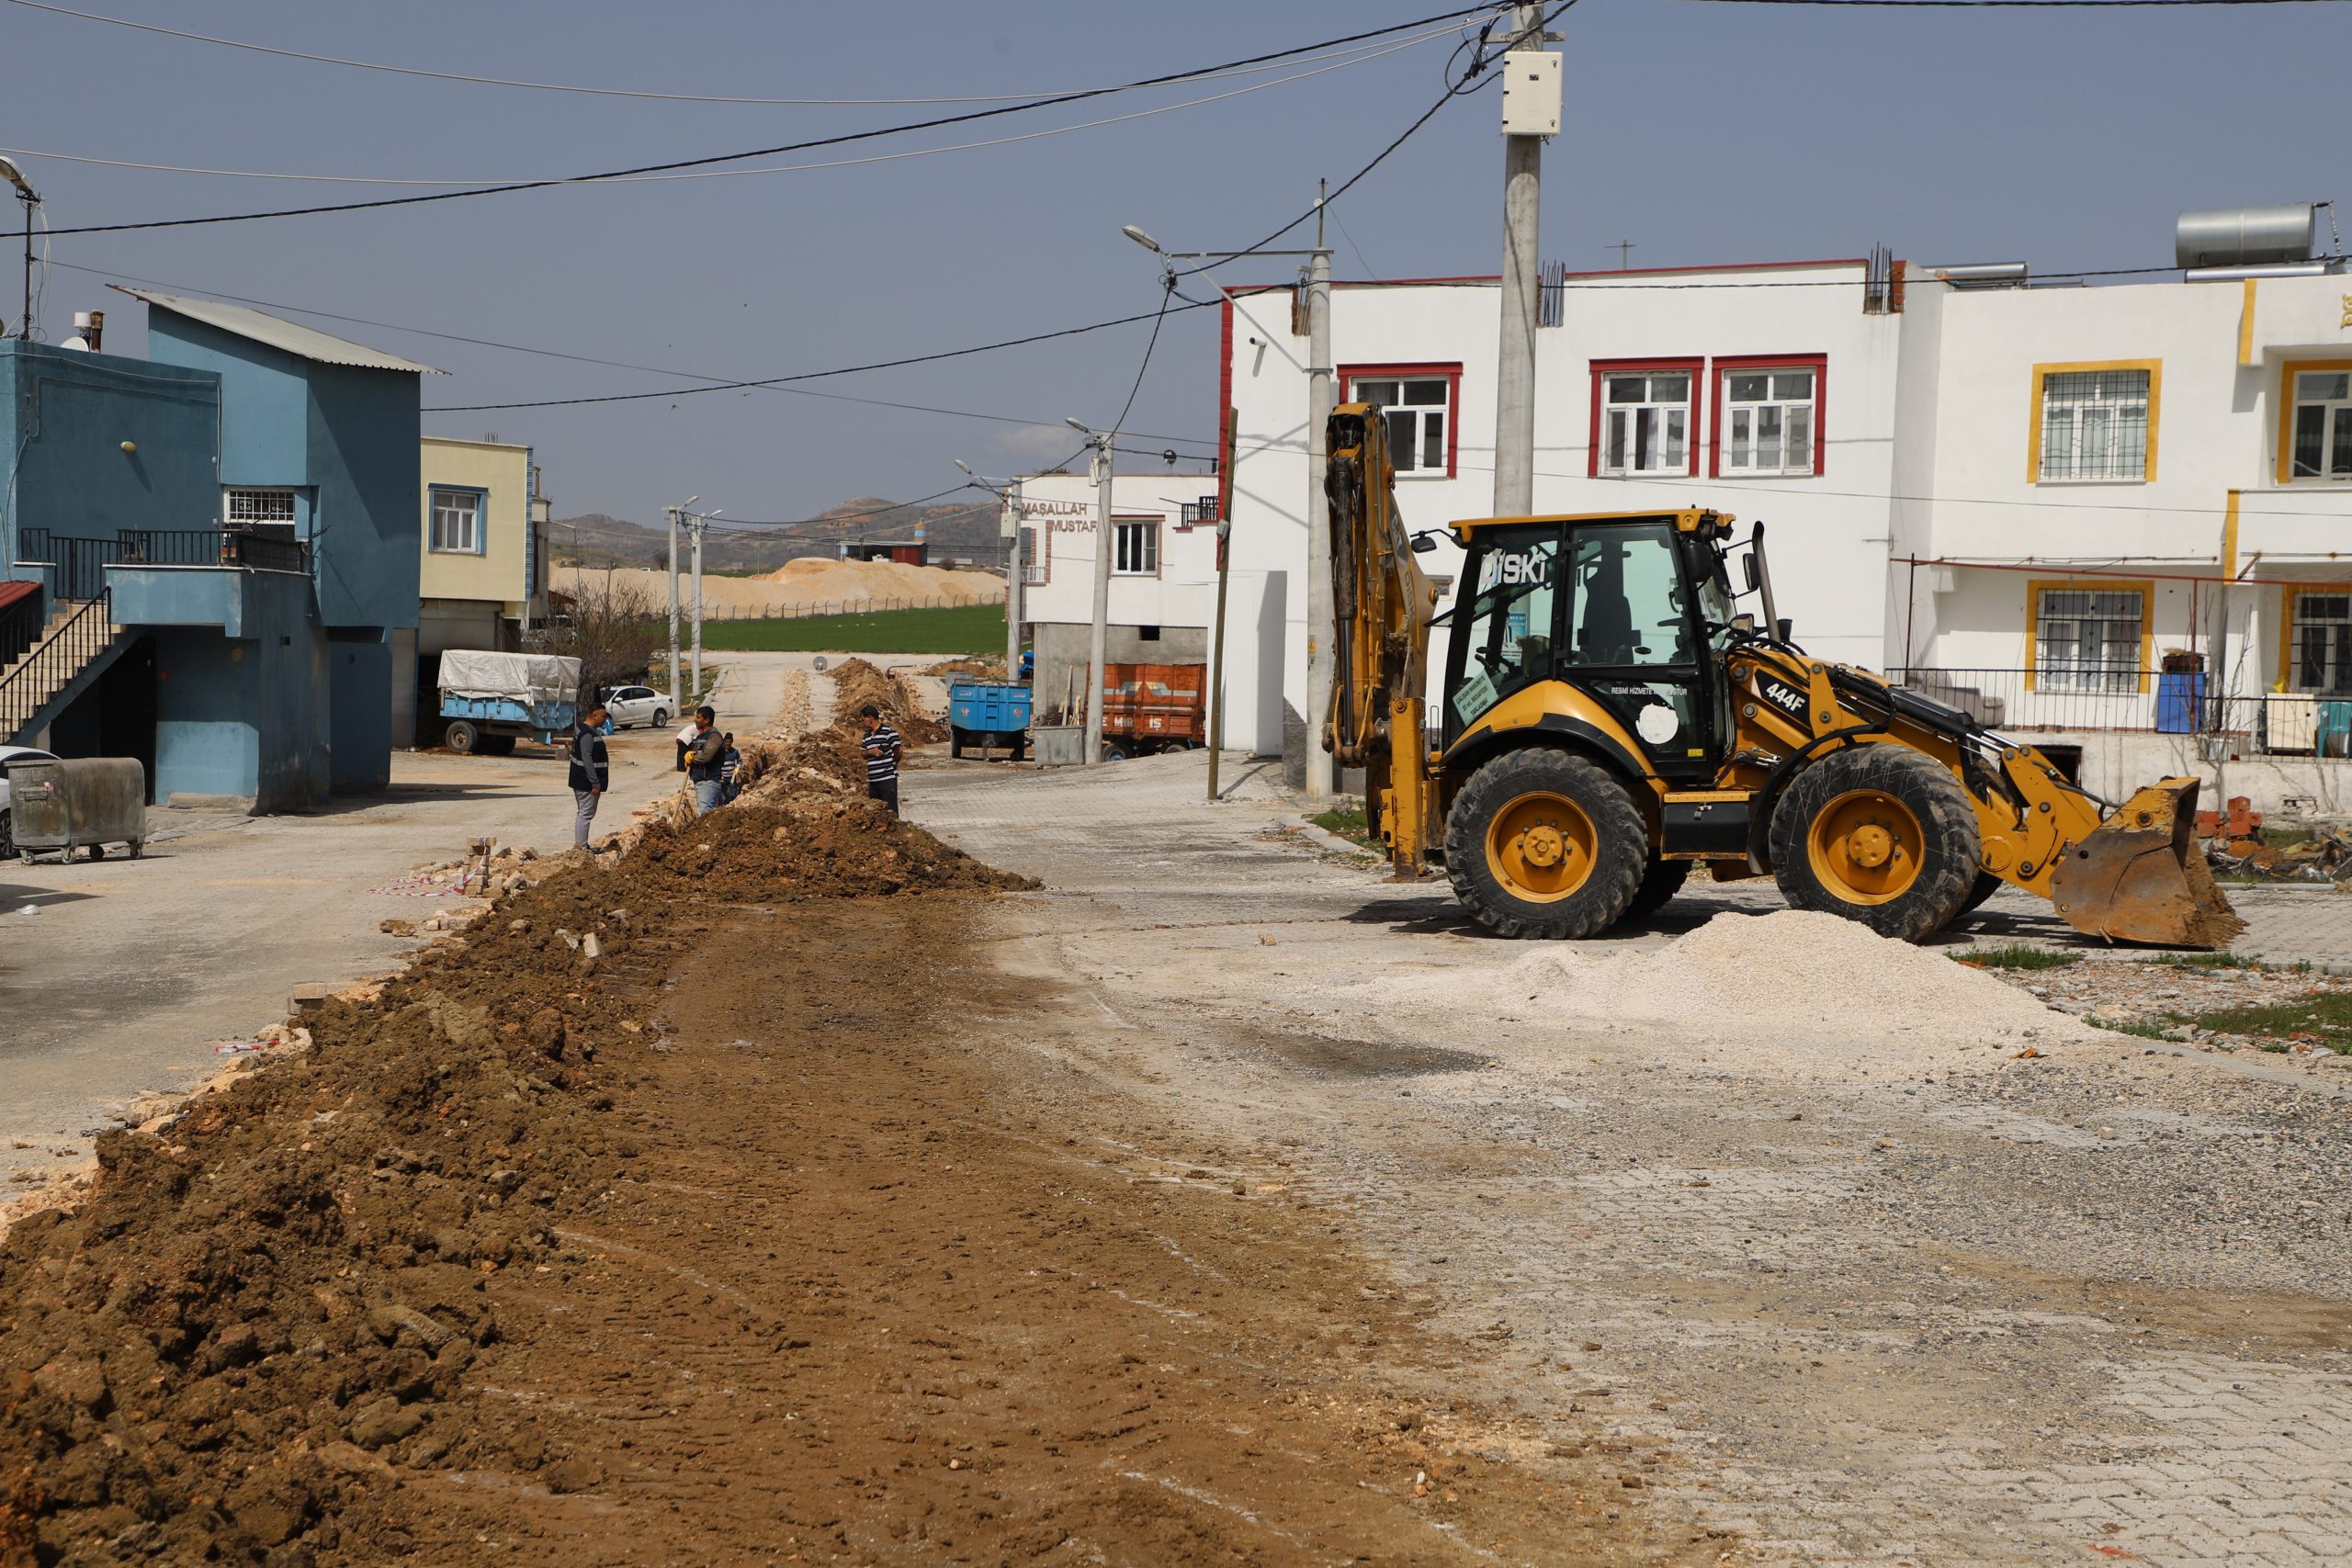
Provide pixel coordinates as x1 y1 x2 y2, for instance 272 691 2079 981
1445 748 1646 940
1770 744 1979 942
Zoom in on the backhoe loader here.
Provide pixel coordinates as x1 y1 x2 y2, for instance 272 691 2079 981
1324 403 2243 947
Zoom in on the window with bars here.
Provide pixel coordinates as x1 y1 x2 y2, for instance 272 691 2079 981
1720 367 1816 477
429 488 482 554
2035 587 2143 693
1600 371 1691 476
2038 369 2150 482
1348 372 1453 476
1020 525 1046 585
224 488 297 533
2290 591 2352 693
1113 519 1158 576
2290 370 2352 482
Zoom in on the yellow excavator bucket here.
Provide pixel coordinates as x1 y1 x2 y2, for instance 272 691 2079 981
2048 778 2246 949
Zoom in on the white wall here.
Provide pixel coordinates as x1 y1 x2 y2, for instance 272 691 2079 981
1013 471 1217 633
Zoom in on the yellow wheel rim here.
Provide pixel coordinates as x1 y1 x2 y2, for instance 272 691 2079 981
1806 787 1924 907
1485 791 1597 904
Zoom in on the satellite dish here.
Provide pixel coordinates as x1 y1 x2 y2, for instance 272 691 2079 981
812 655 830 673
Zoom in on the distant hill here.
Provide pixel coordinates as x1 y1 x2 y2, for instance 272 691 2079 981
550 497 1005 576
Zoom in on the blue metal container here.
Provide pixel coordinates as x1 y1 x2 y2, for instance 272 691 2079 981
2155 671 2203 735
2317 700 2352 758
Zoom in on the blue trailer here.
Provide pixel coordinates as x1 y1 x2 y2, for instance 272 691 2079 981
948 681 1032 761
437 649 582 757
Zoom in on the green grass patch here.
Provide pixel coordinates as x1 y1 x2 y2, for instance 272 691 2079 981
697 604 1005 655
2163 993 2352 1054
1957 944 2083 971
2088 1015 2182 1042
1308 802 1380 851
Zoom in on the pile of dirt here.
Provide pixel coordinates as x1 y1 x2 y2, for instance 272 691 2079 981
926 656 1005 682
828 657 947 744
0 773 1030 1564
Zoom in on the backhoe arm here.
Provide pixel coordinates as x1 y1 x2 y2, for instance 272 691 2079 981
1324 404 1439 877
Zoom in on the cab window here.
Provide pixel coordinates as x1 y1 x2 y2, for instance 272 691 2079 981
1448 525 1560 734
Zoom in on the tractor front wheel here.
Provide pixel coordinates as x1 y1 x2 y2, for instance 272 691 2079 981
1445 748 1646 940
1770 745 1980 942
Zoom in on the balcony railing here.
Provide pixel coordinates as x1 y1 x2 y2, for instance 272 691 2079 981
1893 667 2352 756
18 526 309 598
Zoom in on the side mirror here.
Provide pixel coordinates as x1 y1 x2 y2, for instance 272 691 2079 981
1409 533 1440 555
1742 554 1760 592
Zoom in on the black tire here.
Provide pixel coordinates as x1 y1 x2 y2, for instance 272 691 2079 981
0 809 11 861
949 727 966 760
1624 857 1691 924
651 708 670 730
1770 745 1981 942
445 719 479 755
1102 744 1127 762
1958 871 2004 917
1444 748 1647 940
88 843 105 862
478 734 517 757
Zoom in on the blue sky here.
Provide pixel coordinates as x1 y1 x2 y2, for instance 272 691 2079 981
6 0 2342 525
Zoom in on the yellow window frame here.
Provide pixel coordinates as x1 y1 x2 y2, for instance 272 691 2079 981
2276 581 2352 691
2024 576 2155 694
2274 359 2352 485
2026 360 2162 485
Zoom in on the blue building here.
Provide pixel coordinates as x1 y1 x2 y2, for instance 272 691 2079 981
1 291 437 810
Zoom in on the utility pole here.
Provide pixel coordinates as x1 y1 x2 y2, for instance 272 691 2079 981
1083 429 1114 765
665 502 685 705
1493 4 1559 518
689 513 706 707
1303 182 1336 801
1002 479 1024 681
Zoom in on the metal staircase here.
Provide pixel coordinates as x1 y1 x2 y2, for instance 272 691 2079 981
1 592 126 745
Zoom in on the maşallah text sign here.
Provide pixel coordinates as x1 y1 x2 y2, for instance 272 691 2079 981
1020 500 1098 534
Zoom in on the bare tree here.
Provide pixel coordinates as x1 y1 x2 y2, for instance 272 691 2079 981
530 566 665 704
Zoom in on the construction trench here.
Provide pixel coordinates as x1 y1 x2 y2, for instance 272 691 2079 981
6 660 2350 1566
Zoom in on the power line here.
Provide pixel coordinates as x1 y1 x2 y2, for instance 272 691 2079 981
0 29 1457 189
2 0 1480 105
38 6 1510 236
1683 0 2347 7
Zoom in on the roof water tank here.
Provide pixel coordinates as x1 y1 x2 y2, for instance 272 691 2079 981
2176 205 2315 269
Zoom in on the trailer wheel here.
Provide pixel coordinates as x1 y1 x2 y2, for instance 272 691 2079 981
1770 744 1980 942
949 727 967 760
446 719 480 754
478 734 517 757
1445 748 1646 940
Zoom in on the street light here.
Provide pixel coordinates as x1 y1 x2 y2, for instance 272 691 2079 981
1121 224 1161 254
0 157 40 343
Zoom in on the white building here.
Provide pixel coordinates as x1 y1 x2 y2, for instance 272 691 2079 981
1190 250 2352 806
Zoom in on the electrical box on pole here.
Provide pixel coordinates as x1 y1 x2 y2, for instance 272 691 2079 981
1498 51 1562 137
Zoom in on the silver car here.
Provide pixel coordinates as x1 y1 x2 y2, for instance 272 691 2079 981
0 744 60 860
602 684 673 730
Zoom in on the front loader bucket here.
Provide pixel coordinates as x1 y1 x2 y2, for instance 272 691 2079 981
2049 778 2246 949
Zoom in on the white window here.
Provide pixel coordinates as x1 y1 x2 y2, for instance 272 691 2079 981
2039 370 2149 482
2289 591 2352 693
1020 525 1046 585
2035 588 2143 693
1721 368 1816 477
224 488 297 531
1349 373 1453 476
1600 371 1691 476
1113 519 1159 577
2289 371 2352 482
429 488 481 554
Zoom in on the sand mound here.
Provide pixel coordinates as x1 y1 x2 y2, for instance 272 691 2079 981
550 558 1002 621
1353 910 2093 1066
0 767 1030 1563
828 657 947 744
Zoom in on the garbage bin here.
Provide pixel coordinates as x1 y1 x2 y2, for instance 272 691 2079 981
2317 700 2352 759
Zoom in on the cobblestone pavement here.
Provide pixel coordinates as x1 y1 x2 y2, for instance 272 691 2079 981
913 752 2352 1568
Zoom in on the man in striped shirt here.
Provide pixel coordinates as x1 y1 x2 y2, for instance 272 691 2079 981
857 704 901 816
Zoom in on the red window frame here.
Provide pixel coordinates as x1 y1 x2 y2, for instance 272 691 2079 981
1709 354 1828 479
1341 362 1464 478
1588 357 1703 479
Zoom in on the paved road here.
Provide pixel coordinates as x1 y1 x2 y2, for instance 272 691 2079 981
911 751 2352 1568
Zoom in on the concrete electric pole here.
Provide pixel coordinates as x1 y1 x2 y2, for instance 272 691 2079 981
1493 5 1560 518
1079 424 1114 765
665 502 687 706
1002 478 1023 681
689 513 706 706
1302 186 1337 801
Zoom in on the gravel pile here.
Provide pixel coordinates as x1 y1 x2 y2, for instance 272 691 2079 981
1345 911 2093 1073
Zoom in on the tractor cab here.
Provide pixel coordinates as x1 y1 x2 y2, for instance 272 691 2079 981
1439 511 1751 785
